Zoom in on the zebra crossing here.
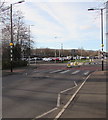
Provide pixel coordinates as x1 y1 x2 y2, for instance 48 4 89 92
60 70 70 74
71 70 80 75
34 69 91 76
50 69 63 73
83 71 90 75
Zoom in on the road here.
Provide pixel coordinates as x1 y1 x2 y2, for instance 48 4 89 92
2 60 107 119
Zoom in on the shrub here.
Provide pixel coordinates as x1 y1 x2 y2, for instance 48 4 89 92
2 60 27 69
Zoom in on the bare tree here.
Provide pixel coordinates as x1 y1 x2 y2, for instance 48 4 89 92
1 5 34 65
0 0 5 11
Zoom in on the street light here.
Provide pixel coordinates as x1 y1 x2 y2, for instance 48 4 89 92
28 25 35 65
88 8 105 71
10 0 25 72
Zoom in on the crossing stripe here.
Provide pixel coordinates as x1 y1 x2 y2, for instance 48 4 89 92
60 70 70 74
83 71 90 75
49 69 63 73
71 70 80 75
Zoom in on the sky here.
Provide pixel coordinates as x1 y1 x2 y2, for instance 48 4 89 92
3 0 108 51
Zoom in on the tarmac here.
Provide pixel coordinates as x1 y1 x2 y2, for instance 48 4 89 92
36 70 107 119
59 70 107 119
2 65 108 119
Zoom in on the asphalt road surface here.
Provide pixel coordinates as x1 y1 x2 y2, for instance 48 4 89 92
2 60 107 119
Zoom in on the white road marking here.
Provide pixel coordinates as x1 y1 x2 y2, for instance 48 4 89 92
32 71 93 120
34 82 77 119
50 70 63 73
83 71 90 76
71 70 80 75
57 93 61 107
34 107 57 119
60 86 76 94
25 73 27 75
57 81 77 107
54 74 91 120
60 70 70 74
34 69 53 73
74 81 77 86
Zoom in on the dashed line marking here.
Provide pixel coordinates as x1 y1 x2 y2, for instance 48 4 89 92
50 70 63 73
60 70 70 74
71 70 80 75
74 81 77 86
57 93 61 107
83 71 90 76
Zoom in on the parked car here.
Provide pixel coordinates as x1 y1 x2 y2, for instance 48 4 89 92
52 57 60 61
43 57 52 61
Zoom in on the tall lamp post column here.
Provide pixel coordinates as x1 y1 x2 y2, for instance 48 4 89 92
88 8 105 71
10 4 13 72
28 25 34 65
10 0 25 72
101 9 104 71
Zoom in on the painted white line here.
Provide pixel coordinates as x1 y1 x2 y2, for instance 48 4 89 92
50 70 63 73
57 81 77 108
71 70 80 75
60 86 76 94
83 71 90 76
34 107 57 119
54 74 91 120
25 73 27 75
60 70 70 74
74 81 77 86
34 82 78 119
57 93 61 107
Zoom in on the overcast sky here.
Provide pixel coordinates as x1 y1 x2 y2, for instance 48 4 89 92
3 0 107 51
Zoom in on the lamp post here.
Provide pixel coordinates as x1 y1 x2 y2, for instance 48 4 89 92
61 43 63 62
10 0 25 72
88 8 105 71
55 49 57 63
28 25 34 65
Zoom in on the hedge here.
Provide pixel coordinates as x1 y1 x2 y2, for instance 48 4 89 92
2 60 28 69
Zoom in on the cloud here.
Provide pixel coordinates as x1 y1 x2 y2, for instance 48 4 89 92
3 0 105 50
79 25 92 30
